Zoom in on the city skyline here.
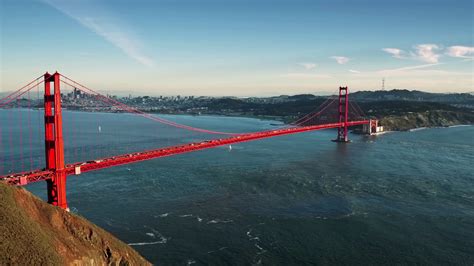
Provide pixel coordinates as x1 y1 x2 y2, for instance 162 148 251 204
1 0 473 96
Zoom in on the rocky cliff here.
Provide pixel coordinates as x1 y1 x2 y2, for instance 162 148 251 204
0 183 151 265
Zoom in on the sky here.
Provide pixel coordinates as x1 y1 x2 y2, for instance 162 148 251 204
0 0 473 96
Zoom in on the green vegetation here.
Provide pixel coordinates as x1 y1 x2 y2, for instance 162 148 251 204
0 183 62 265
0 183 151 265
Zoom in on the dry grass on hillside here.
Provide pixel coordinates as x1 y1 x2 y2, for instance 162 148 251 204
0 183 151 265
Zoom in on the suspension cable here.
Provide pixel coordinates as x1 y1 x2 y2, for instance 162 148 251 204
60 75 242 135
0 79 44 108
293 97 338 126
0 75 43 104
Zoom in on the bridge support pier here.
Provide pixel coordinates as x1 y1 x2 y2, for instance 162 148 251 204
44 72 69 211
333 86 350 143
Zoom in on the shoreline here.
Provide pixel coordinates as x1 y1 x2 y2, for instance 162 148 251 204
2 107 471 132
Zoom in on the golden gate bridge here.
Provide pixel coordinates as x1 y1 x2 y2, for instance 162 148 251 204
0 72 377 211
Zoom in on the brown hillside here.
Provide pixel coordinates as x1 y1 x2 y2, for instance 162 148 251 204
0 182 151 265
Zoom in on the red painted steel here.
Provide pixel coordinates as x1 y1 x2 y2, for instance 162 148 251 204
1 120 369 186
335 86 349 142
44 72 68 210
44 72 56 203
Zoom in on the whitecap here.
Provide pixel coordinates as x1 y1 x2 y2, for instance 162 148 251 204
207 219 233 224
409 127 427 132
449 124 471 128
128 239 167 246
255 243 267 254
142 226 169 244
69 207 79 214
207 246 228 254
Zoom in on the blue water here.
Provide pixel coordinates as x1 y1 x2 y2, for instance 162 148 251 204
1 110 473 265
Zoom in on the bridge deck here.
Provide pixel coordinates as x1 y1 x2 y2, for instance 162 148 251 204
1 120 368 185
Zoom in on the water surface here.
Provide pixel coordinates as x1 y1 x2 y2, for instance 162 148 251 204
1 110 473 265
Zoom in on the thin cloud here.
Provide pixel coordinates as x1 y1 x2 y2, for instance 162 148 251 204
350 63 444 77
331 56 350 64
446 45 474 59
412 44 440 63
382 48 406 59
382 44 441 63
298 63 317 70
378 63 442 73
42 0 154 67
282 73 332 79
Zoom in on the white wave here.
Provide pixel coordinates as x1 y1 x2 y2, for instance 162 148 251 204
449 124 471 128
246 229 252 237
179 214 193 218
207 219 233 224
142 226 169 244
246 229 260 241
255 243 267 255
409 127 427 132
207 246 228 254
158 213 169 217
315 216 328 219
187 259 196 265
196 216 203 222
128 239 167 246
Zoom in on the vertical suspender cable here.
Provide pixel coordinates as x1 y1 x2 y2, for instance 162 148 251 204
9 106 14 172
28 90 33 171
37 81 42 169
0 118 3 175
18 98 24 171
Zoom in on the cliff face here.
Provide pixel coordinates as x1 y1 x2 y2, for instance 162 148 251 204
379 110 474 131
0 183 151 265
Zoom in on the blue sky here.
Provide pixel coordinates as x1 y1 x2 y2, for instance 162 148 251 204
1 0 473 96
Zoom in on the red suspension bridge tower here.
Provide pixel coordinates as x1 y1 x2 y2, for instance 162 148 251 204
334 86 350 142
44 72 68 210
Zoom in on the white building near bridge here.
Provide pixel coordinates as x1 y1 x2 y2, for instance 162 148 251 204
363 120 384 135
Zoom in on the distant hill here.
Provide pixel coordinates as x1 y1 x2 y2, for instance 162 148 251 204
350 89 474 105
187 90 474 130
237 90 474 108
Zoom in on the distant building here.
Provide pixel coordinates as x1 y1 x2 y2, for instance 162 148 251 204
363 120 384 135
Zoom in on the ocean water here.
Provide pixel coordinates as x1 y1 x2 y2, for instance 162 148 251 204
1 110 473 265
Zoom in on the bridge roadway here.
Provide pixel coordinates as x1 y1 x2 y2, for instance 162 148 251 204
1 120 369 186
